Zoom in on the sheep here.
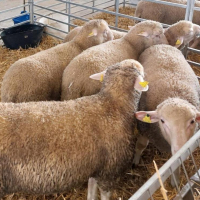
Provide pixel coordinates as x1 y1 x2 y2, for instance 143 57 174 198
63 26 126 43
0 59 148 200
134 0 200 48
61 20 168 101
134 44 200 186
164 20 200 48
64 21 200 48
38 13 69 39
61 20 200 101
1 19 114 103
134 0 200 25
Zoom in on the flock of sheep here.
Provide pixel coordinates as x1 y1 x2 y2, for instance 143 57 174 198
1 0 200 199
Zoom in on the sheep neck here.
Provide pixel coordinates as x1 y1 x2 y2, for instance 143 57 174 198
72 36 94 51
123 35 146 57
100 81 141 115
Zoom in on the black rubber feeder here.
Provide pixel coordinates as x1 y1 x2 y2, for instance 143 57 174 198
0 24 44 50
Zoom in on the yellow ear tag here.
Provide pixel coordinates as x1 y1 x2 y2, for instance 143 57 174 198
88 32 94 37
176 39 181 45
100 74 104 82
143 114 151 123
139 81 149 88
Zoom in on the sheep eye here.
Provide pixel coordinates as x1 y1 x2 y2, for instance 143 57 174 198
161 119 165 123
191 120 195 124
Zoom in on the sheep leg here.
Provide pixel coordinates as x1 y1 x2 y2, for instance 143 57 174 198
171 167 180 188
133 134 149 165
87 177 98 200
99 187 111 200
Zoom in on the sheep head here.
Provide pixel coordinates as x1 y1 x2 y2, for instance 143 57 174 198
73 19 114 50
135 98 200 155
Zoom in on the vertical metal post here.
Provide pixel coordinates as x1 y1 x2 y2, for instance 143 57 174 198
115 0 119 28
68 0 71 30
92 0 95 13
184 0 191 21
65 0 68 14
123 0 126 8
24 0 26 11
189 0 195 21
183 0 195 58
28 0 34 24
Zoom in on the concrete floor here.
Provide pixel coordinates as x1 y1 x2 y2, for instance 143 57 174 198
0 0 124 28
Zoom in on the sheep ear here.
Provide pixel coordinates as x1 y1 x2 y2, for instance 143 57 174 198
88 28 98 37
89 70 107 82
195 112 200 123
135 111 159 123
175 37 184 48
134 75 149 92
138 31 149 37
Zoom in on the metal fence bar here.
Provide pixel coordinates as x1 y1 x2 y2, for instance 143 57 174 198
34 12 70 26
115 0 119 27
0 20 31 30
42 23 68 34
180 156 194 197
188 148 200 180
129 130 200 200
187 47 200 54
68 0 115 18
68 0 71 30
29 0 34 23
143 0 187 8
187 60 200 68
189 0 195 21
33 4 88 22
169 167 182 198
34 2 65 13
0 4 30 15
0 12 30 23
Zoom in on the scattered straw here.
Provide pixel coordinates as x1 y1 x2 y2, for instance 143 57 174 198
153 160 168 200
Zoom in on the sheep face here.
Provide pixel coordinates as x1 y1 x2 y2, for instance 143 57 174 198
132 21 168 49
135 98 200 155
165 21 200 48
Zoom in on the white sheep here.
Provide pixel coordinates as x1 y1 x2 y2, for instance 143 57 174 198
1 19 113 103
135 0 200 25
134 0 200 48
0 59 148 200
63 26 127 43
134 44 200 186
38 13 69 39
61 20 168 101
164 20 200 48
64 21 199 49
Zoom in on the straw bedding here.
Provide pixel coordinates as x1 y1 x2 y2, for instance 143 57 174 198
0 6 200 200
